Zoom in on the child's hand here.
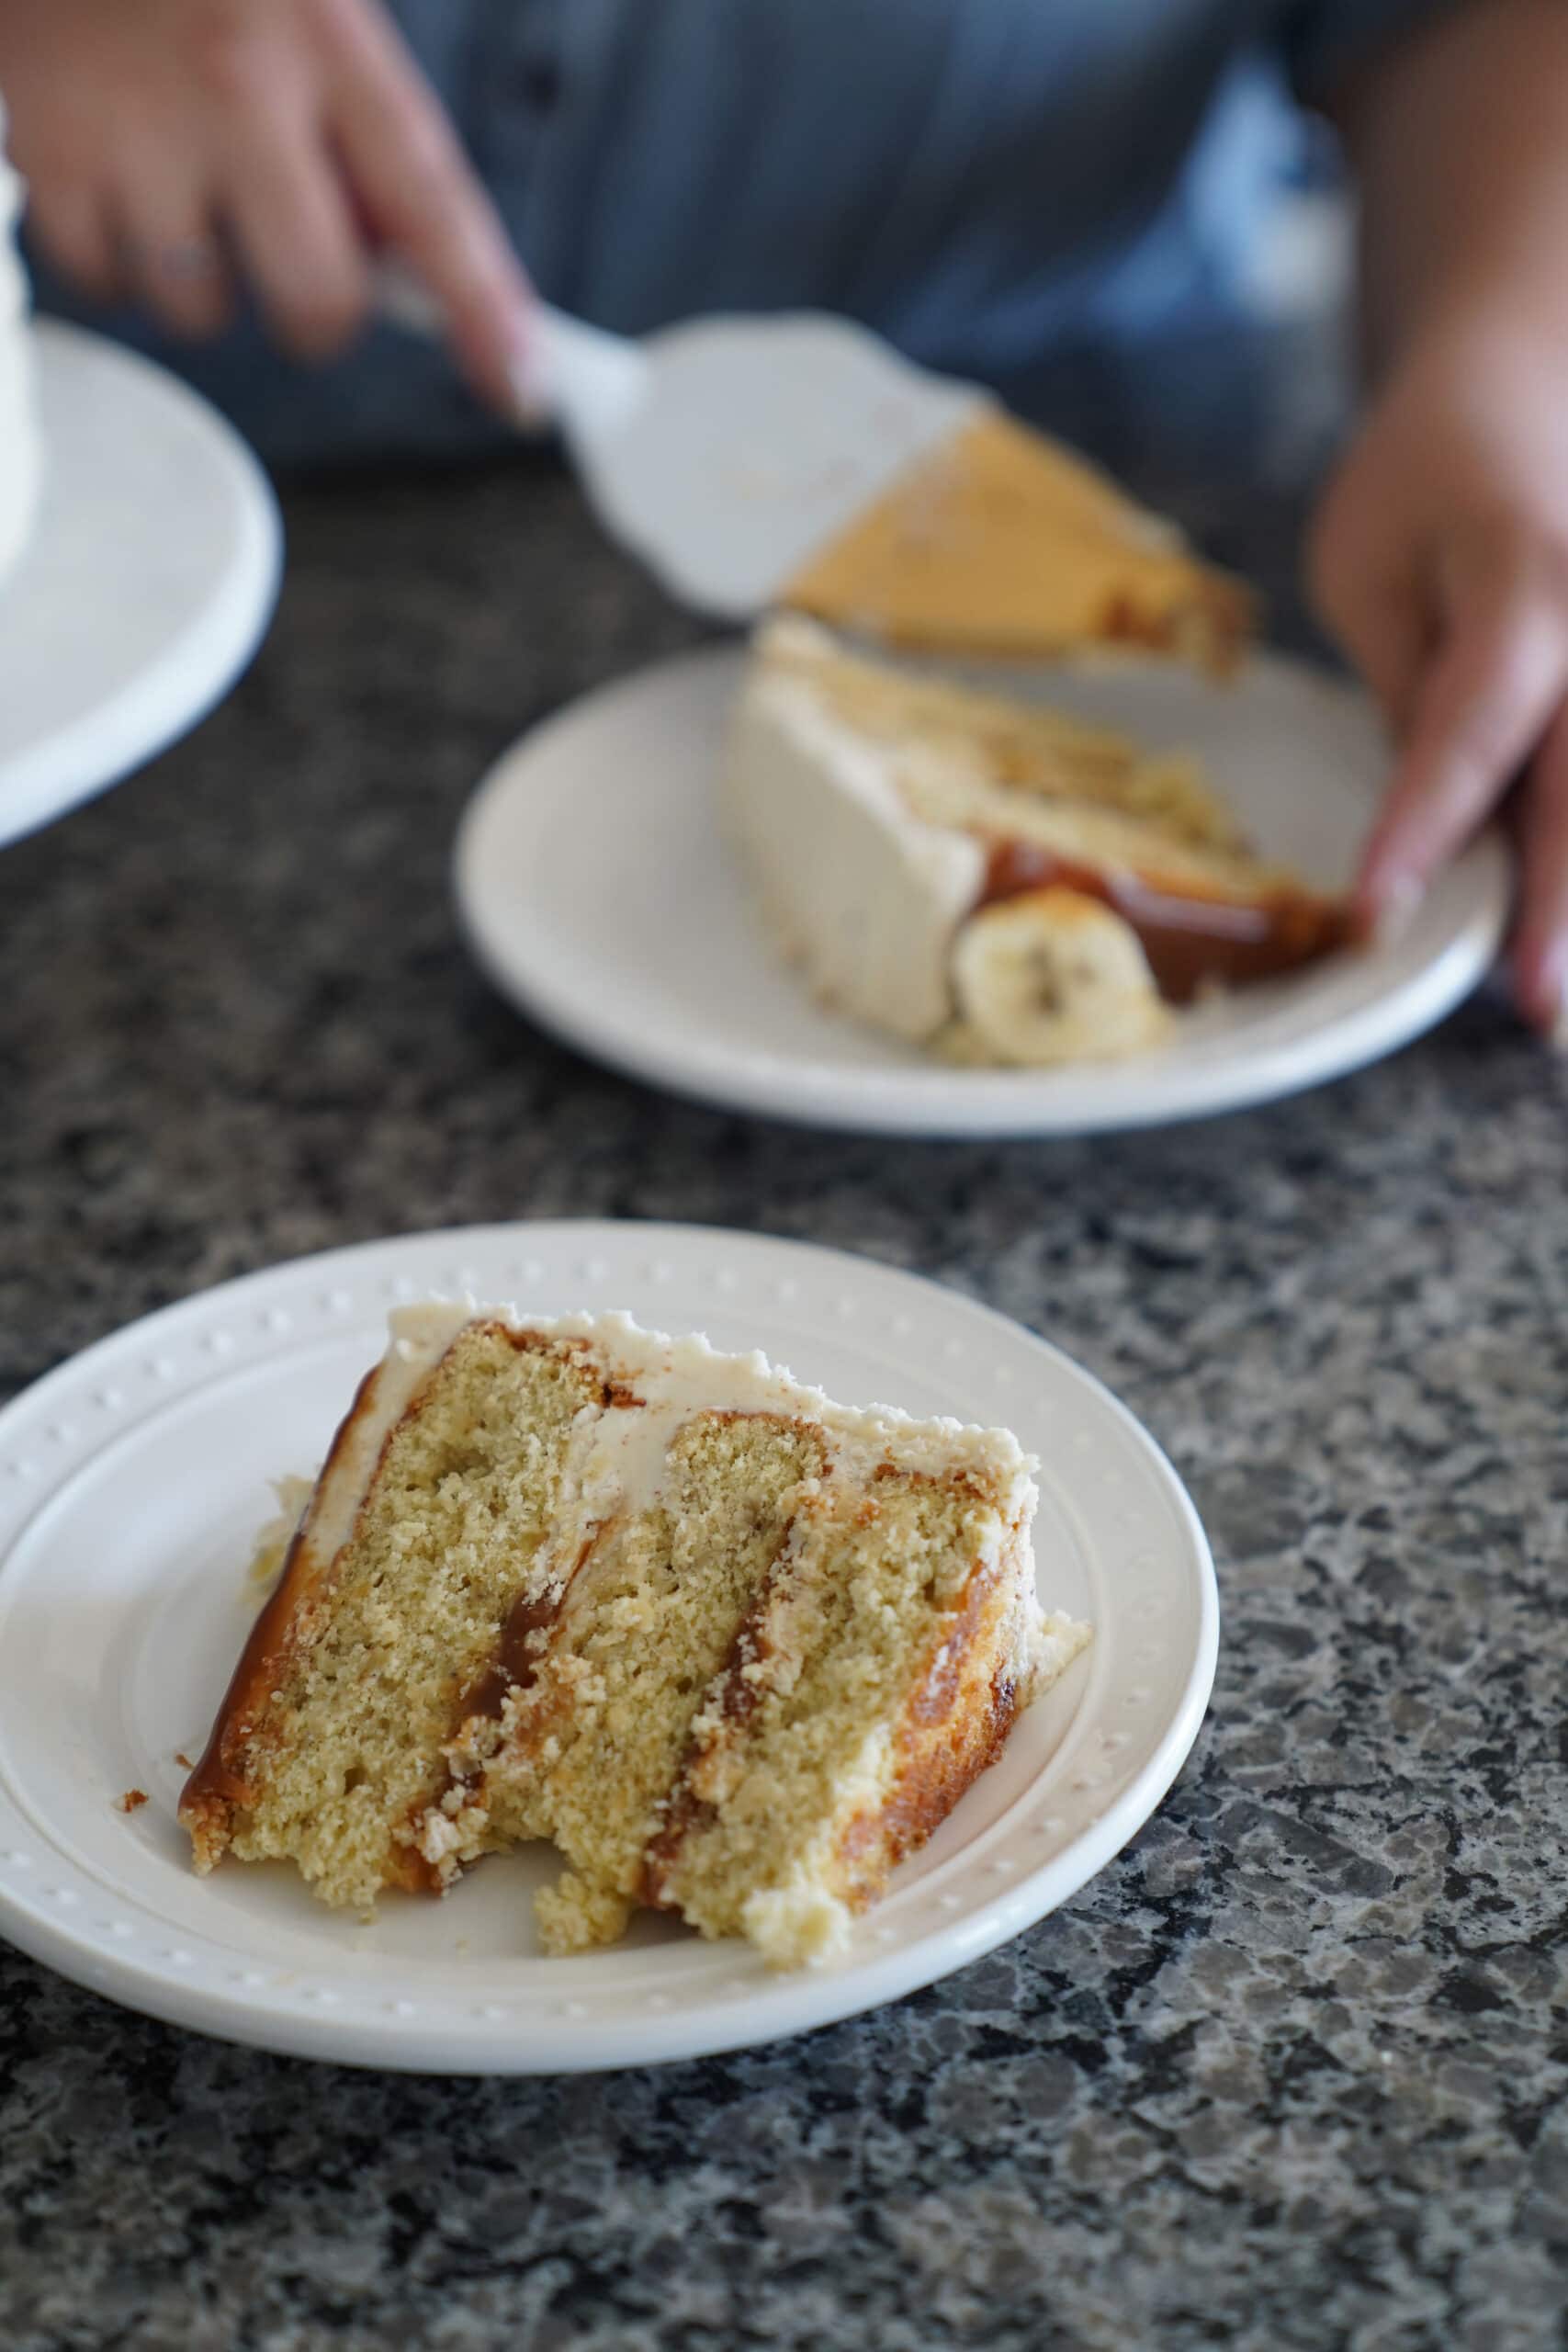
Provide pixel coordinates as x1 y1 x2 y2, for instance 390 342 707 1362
1308 311 1568 1040
0 0 535 412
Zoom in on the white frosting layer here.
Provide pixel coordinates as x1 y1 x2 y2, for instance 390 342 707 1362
722 624 982 1043
298 1301 475 1572
282 1301 1040 1596
0 98 41 593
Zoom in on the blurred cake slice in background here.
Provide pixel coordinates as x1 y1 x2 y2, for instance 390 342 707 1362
780 409 1252 674
724 619 1348 1068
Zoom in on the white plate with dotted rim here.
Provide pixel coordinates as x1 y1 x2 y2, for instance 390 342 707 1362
455 643 1509 1136
0 1221 1215 2074
0 321 282 851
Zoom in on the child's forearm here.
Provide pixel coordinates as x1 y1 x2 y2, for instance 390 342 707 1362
1333 0 1568 373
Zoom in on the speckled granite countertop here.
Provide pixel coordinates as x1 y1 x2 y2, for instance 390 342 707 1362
2 454 1565 2352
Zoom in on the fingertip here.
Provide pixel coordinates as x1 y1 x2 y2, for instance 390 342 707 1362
223 137 375 369
161 261 237 342
1359 868 1426 952
1502 705 1568 1043
28 184 122 309
1506 930 1564 1041
451 288 546 424
1517 957 1567 1045
505 313 554 429
133 236 238 342
273 273 372 364
1353 799 1427 935
1348 863 1384 946
161 288 238 344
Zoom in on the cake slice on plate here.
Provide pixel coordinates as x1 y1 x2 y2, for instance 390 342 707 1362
781 408 1252 675
723 619 1349 1068
181 1306 1087 1967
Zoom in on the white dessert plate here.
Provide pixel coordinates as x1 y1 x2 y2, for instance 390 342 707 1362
0 320 282 851
0 1221 1215 2075
455 644 1510 1137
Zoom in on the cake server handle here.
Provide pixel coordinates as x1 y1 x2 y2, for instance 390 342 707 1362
371 259 650 443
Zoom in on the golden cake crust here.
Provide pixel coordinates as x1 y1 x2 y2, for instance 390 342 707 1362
827 1511 1034 1909
179 1324 618 1887
180 1361 383 1876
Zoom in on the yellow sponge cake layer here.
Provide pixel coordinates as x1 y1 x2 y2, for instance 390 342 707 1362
180 1317 606 1906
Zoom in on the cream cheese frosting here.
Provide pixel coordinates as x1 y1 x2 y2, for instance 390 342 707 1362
288 1300 1040 1566
722 621 982 1042
251 1305 1062 1814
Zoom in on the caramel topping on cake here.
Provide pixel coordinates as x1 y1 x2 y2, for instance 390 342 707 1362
979 841 1349 1002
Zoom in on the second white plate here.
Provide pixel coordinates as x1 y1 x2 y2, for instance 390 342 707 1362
0 321 282 851
0 1221 1214 2074
455 644 1509 1136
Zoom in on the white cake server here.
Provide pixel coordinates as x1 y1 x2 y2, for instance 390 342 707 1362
375 263 981 623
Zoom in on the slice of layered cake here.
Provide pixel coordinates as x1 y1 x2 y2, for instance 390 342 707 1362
724 620 1349 1067
181 1306 1086 1967
781 408 1252 675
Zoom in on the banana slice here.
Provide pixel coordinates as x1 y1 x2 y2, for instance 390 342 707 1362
951 887 1172 1066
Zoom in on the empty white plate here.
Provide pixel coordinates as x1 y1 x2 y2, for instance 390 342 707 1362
455 644 1509 1136
0 320 282 850
0 1221 1215 2073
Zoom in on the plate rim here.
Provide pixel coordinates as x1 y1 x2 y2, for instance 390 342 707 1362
453 642 1510 1138
0 1218 1218 2073
0 317 283 851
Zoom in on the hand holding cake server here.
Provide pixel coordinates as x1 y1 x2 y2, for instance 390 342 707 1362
5 0 1568 1033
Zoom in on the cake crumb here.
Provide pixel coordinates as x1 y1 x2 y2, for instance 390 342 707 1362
741 1883 851 1970
174 1752 194 1771
117 1789 150 1815
535 1871 633 1955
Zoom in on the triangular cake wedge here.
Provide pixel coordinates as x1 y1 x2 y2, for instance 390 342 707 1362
181 1306 1087 1968
723 620 1349 1064
781 408 1252 675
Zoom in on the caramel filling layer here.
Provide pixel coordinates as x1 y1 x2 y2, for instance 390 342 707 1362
979 839 1348 1003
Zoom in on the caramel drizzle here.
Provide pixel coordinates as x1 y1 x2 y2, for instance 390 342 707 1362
978 840 1349 1004
639 1511 802 1910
